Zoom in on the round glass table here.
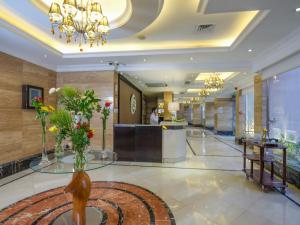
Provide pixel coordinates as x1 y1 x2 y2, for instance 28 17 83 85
30 150 117 225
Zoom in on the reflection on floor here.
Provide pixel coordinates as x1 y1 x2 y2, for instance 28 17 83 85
0 128 300 225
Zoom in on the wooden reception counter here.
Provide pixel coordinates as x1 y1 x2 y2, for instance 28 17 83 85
114 122 187 163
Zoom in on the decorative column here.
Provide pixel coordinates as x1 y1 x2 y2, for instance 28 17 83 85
254 74 263 135
235 89 242 139
214 98 234 135
205 102 214 130
163 92 173 121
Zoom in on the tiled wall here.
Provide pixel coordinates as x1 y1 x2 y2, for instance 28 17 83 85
57 71 115 150
0 52 57 165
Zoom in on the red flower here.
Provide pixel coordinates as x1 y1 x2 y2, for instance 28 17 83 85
33 96 42 103
76 122 81 129
105 101 111 108
87 130 94 139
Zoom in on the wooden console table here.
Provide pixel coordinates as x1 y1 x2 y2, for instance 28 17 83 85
243 140 287 192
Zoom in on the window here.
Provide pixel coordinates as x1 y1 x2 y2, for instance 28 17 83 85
268 67 300 168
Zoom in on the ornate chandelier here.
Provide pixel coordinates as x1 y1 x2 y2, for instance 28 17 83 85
48 0 110 51
199 89 210 97
204 73 224 91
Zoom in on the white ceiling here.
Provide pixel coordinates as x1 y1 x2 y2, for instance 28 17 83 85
0 0 300 97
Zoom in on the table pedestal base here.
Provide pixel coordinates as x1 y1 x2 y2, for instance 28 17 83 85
52 207 103 225
65 171 92 225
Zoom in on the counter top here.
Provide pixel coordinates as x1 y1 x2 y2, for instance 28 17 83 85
114 121 188 128
114 122 188 130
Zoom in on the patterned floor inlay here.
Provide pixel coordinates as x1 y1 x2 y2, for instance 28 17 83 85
0 181 176 225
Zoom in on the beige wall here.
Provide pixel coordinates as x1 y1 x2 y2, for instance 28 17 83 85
192 104 201 125
57 71 115 150
205 102 214 128
0 52 56 164
214 98 234 132
119 78 142 124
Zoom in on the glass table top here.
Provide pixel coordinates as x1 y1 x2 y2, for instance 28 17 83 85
30 150 117 174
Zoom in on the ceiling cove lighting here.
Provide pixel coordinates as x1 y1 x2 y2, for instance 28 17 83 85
204 73 224 92
48 0 110 51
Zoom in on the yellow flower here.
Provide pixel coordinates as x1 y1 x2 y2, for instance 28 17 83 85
49 126 58 133
162 125 168 130
41 106 50 112
48 105 55 112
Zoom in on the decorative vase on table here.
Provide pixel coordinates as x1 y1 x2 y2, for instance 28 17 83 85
99 101 111 157
32 96 55 165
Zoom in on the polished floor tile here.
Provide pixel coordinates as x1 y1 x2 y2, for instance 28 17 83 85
0 128 299 225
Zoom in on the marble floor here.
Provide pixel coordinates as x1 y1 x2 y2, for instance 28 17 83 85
1 129 300 225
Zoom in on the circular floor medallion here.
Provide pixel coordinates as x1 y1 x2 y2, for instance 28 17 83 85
0 181 176 225
52 207 103 225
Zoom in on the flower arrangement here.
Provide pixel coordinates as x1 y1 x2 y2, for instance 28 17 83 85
97 100 111 150
48 86 100 170
32 96 55 163
49 109 72 157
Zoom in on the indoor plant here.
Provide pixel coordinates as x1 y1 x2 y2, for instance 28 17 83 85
98 100 111 151
49 86 99 170
32 96 55 164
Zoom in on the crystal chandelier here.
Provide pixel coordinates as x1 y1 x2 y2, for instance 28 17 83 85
204 73 224 91
48 0 110 51
199 89 210 97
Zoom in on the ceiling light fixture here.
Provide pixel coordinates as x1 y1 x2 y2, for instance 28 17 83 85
248 49 253 52
204 73 224 92
199 89 210 98
143 58 147 62
48 0 110 51
190 57 194 61
296 8 300 12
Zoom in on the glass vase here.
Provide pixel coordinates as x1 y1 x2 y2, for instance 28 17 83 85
39 120 50 165
74 147 87 171
55 141 64 161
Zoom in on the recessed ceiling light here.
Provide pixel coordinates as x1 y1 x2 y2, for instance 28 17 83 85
248 49 253 52
190 57 194 61
143 58 147 62
296 8 300 12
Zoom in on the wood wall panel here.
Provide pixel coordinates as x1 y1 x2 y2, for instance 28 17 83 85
119 78 142 124
57 71 115 150
0 52 57 164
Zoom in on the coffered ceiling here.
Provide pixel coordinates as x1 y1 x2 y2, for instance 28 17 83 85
0 0 300 97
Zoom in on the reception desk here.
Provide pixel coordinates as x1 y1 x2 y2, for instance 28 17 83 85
114 122 187 163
